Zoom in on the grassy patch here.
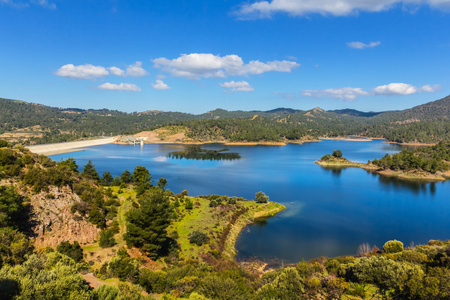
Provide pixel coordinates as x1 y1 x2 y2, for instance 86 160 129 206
169 196 285 261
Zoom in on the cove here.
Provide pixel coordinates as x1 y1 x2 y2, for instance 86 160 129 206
50 140 450 264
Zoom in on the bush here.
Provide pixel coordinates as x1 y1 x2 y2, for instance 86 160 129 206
189 231 209 246
384 240 404 254
99 229 116 248
56 241 84 263
255 191 269 203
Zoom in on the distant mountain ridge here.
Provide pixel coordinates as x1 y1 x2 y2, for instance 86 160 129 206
328 109 383 118
1 94 449 144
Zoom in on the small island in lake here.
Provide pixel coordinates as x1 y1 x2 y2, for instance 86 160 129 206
168 145 241 161
316 141 450 181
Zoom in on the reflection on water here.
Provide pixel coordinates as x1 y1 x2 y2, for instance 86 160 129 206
50 140 450 263
377 173 434 195
321 166 344 177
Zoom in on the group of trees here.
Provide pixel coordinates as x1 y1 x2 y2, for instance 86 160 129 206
372 141 450 173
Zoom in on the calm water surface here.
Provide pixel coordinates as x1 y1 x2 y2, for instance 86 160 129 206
51 140 450 263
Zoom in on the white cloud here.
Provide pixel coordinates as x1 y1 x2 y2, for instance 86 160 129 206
33 0 55 9
302 87 369 101
153 53 299 79
109 66 125 77
126 61 149 77
55 64 109 80
220 81 254 92
420 84 441 93
301 82 441 100
347 41 381 49
97 83 141 92
372 83 418 95
236 0 450 18
152 80 171 90
1 0 55 8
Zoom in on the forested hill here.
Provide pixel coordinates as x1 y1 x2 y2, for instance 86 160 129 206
1 95 449 144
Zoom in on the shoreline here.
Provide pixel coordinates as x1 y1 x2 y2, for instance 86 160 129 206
315 159 449 182
26 137 117 155
25 135 436 156
224 202 286 259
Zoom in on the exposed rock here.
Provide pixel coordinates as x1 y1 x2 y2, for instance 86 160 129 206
29 185 99 249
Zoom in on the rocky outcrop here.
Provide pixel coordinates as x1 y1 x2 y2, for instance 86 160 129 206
29 186 99 249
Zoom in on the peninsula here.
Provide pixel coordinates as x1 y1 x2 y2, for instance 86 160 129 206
316 141 450 181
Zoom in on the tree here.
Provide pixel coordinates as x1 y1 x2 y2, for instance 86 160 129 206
101 170 113 186
157 177 168 190
56 241 84 263
124 191 170 259
332 150 343 158
81 160 99 181
99 229 116 248
0 227 33 268
121 169 132 184
59 158 79 173
0 186 28 229
132 166 152 195
255 191 269 203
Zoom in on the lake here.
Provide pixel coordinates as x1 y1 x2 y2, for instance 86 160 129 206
51 140 450 263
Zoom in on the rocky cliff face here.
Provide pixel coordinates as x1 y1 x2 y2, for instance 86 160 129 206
29 185 99 249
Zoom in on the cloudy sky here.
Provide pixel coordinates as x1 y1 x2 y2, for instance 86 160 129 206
1 0 449 113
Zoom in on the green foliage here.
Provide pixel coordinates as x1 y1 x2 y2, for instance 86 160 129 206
343 255 424 296
188 231 209 246
59 158 79 173
372 141 450 173
22 164 74 193
93 284 120 300
56 241 84 263
0 227 33 268
88 208 106 228
81 160 100 181
332 150 343 158
197 275 249 300
101 170 113 186
255 191 269 203
0 252 92 300
99 229 116 248
157 177 168 190
256 267 305 300
139 269 169 294
185 198 194 210
132 166 152 195
124 191 171 259
107 251 139 282
0 186 28 229
0 139 12 148
121 169 132 184
383 239 404 254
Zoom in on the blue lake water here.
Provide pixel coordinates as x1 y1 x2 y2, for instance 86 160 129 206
51 140 450 263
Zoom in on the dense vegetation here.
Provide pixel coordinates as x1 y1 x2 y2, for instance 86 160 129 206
168 146 241 161
1 95 450 144
372 141 450 174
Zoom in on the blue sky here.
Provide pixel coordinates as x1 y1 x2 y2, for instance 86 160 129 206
1 0 449 114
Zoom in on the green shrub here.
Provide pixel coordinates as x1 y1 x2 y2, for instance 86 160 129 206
56 241 84 263
189 231 209 246
255 191 269 203
99 229 116 248
383 240 404 254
